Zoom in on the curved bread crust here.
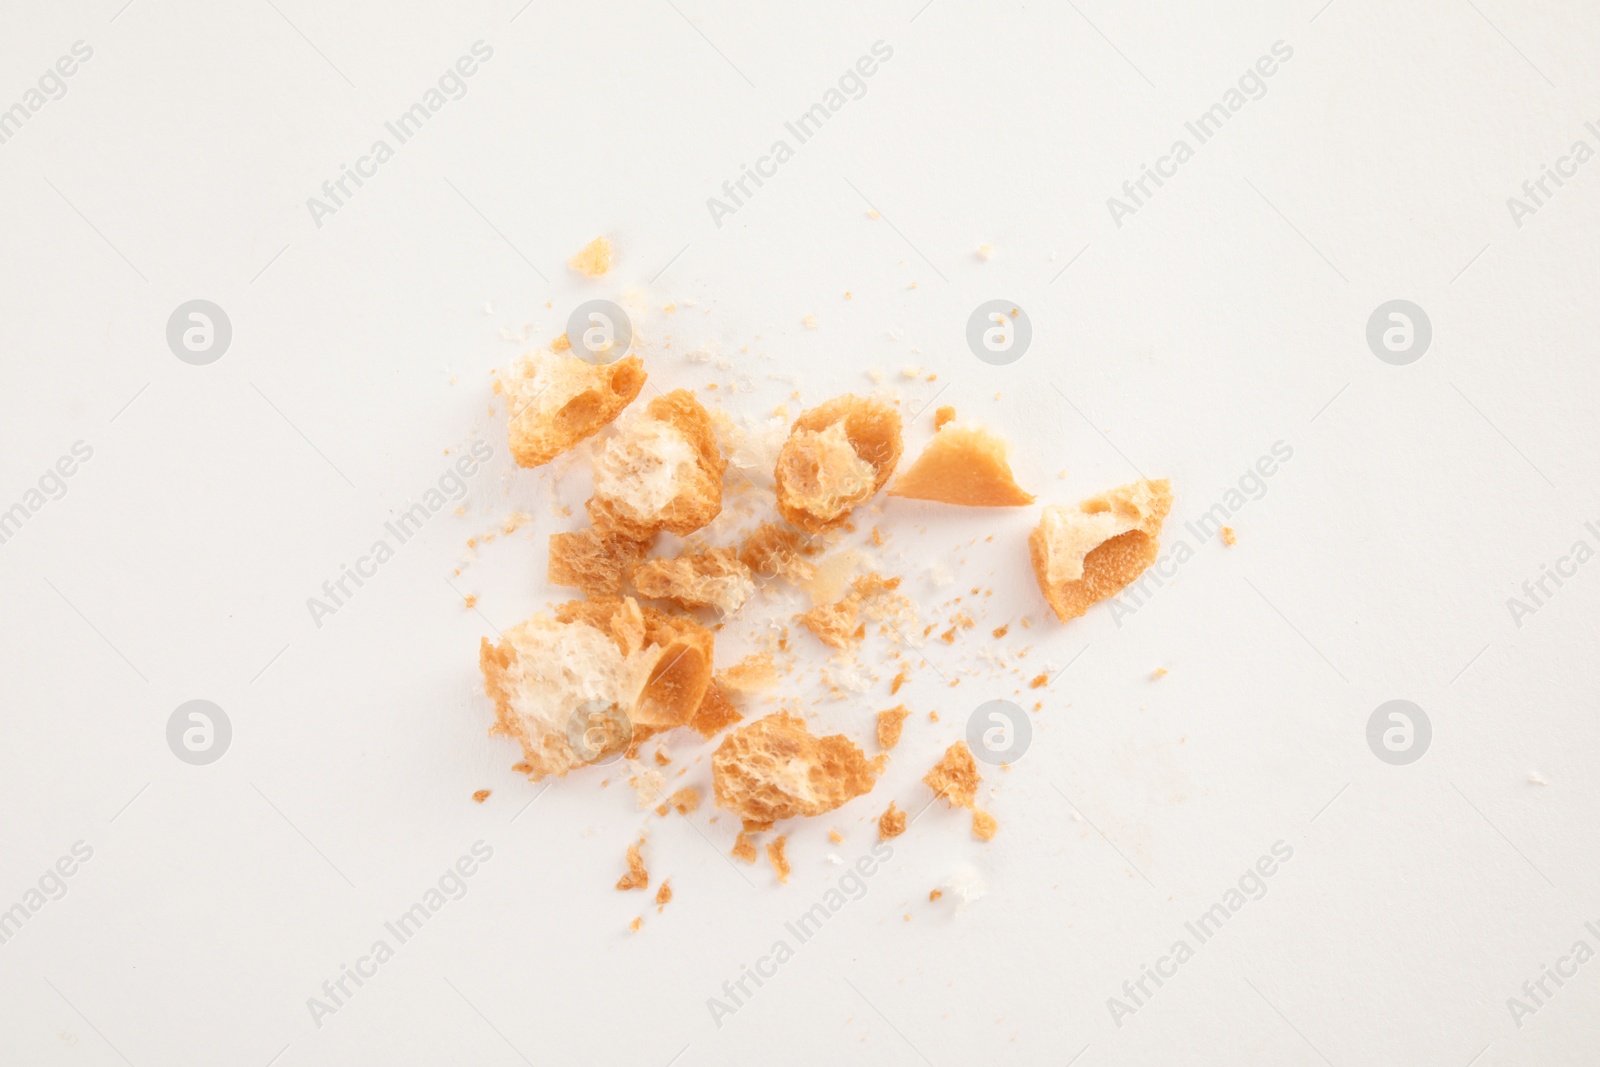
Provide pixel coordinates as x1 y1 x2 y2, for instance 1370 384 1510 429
1028 479 1172 622
587 389 726 538
501 352 646 468
712 711 878 824
889 423 1035 507
774 395 902 533
555 597 715 728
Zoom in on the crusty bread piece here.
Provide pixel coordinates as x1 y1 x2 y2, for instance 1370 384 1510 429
588 389 726 538
481 597 715 779
548 528 653 598
712 711 878 824
717 652 778 694
632 548 755 615
878 801 906 840
797 594 864 650
889 422 1035 507
876 706 910 750
739 522 817 583
1029 479 1173 622
923 741 998 841
688 681 743 739
774 395 902 533
499 351 646 468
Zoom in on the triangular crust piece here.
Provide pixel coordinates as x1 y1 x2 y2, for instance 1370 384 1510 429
889 424 1034 507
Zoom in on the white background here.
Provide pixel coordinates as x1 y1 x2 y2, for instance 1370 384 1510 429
2 1 1597 1064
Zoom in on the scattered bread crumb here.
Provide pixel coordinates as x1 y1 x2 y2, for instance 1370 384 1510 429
929 888 943 902
472 789 491 803
933 405 957 430
1029 674 1048 689
976 243 994 261
463 594 478 609
1151 667 1168 680
828 829 844 844
589 390 726 539
548 529 653 599
569 235 613 277
732 831 758 863
667 786 701 814
633 548 755 615
877 706 910 749
971 808 998 841
499 352 645 468
1221 526 1237 546
629 916 642 932
1030 479 1173 623
767 836 791 883
775 395 903 533
689 682 743 739
802 314 819 329
890 422 1034 507
713 712 879 824
616 838 649 890
655 880 672 906
878 801 906 840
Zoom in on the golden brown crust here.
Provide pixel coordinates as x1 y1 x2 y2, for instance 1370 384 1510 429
876 706 910 750
712 712 878 824
766 835 791 883
924 742 980 809
501 353 646 468
547 529 653 598
1029 479 1172 622
632 548 755 614
878 801 906 840
588 390 727 539
731 831 758 863
889 424 1035 507
688 681 743 739
774 395 902 533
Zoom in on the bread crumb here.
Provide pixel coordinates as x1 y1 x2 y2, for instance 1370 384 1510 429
877 706 910 749
775 395 903 533
713 712 879 824
1028 674 1048 689
568 235 613 277
718 652 779 694
924 742 979 809
667 786 701 814
890 667 910 695
499 352 645 468
929 888 943 902
732 831 758 863
1221 526 1237 546
463 594 478 609
472 789 491 803
655 880 673 906
828 829 844 844
589 390 726 539
890 422 1034 507
1151 667 1168 680
933 406 957 430
929 710 939 722
633 548 755 614
971 808 998 841
802 314 819 329
689 682 743 739
992 625 1008 639
740 523 817 584
767 836 791 883
976 243 994 261
629 916 642 932
616 838 649 891
798 593 865 650
1030 480 1173 623
878 801 906 840
653 750 672 766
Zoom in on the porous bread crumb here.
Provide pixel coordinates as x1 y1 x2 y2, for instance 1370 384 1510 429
739 522 818 584
589 390 726 538
498 351 646 468
655 880 672 905
667 786 701 814
774 395 902 533
616 837 649 890
798 594 865 650
712 712 879 824
878 801 906 840
971 808 998 841
481 597 715 779
767 836 791 883
688 682 743 739
1030 479 1173 622
731 832 758 863
933 405 957 430
924 742 980 809
1029 674 1048 689
889 422 1034 507
877 706 910 749
828 829 844 844
1221 526 1237 546
568 235 613 277
929 889 943 902
472 789 491 803
718 652 779 694
633 548 755 615
552 332 570 352
548 528 653 598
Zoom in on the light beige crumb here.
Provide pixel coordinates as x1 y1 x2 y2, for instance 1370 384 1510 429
667 786 701 814
828 829 844 844
877 706 910 749
976 243 994 261
568 235 613 277
1151 667 1168 680
802 314 819 329
629 916 642 933
463 594 478 609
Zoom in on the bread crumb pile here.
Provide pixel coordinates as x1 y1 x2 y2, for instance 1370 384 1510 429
471 241 1176 916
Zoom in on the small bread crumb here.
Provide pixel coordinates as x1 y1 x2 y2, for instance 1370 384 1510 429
1030 479 1173 623
463 594 478 609
667 786 701 814
616 838 649 891
891 422 1034 508
828 829 844 844
976 243 994 261
877 706 910 749
1151 667 1168 680
802 314 819 329
934 406 957 430
767 836 791 883
1221 526 1237 546
971 808 998 841
655 880 673 906
878 801 906 840
732 831 758 863
924 742 980 809
569 235 613 277
1028 674 1048 689
472 789 491 803
713 712 879 823
929 888 943 902
629 916 642 932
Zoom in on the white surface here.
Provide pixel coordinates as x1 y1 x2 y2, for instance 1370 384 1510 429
2 1 1598 1064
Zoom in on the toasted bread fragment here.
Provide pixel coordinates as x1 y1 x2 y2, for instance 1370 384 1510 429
569 235 613 277
971 809 998 841
797 595 864 650
633 548 755 615
481 597 715 780
1029 479 1173 622
717 652 778 694
472 789 491 803
732 832 758 863
713 712 878 824
924 742 980 809
547 528 652 598
767 836 791 883
616 838 648 890
933 405 957 430
688 681 743 739
588 390 726 538
499 351 646 468
878 801 907 840
739 522 817 583
877 706 910 750
889 422 1035 507
1221 526 1237 546
774 395 902 533
667 786 701 815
